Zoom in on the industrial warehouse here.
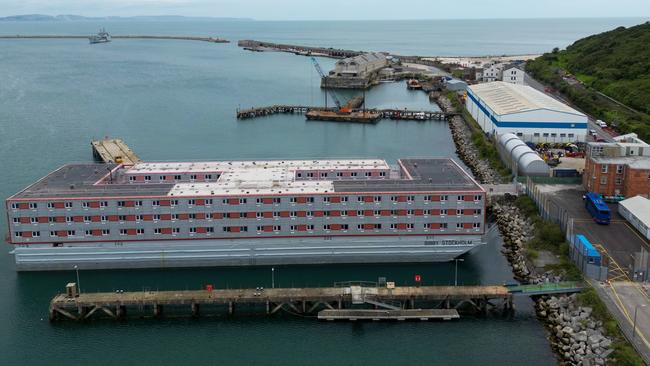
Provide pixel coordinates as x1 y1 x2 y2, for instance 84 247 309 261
466 81 588 143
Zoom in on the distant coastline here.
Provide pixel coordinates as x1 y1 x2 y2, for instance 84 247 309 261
0 14 253 22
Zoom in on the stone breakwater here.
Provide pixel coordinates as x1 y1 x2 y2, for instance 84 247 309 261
537 295 613 365
437 95 501 185
435 94 614 365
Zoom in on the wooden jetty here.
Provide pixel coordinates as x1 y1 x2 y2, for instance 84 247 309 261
91 138 141 165
0 35 229 43
305 109 381 123
236 105 456 122
49 282 513 322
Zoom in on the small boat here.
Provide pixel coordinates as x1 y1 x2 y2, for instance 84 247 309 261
89 28 111 44
407 79 422 90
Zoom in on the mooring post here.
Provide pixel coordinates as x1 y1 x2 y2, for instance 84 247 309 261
228 301 234 315
191 302 199 317
153 304 162 318
116 305 126 319
266 300 270 314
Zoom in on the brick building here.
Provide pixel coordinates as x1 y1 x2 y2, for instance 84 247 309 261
583 133 650 197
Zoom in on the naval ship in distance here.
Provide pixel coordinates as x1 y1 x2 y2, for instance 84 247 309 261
6 157 486 271
89 28 111 44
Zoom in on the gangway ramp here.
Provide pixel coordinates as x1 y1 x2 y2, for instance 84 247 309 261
91 138 140 165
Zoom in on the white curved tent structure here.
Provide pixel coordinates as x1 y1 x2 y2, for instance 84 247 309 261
497 133 550 176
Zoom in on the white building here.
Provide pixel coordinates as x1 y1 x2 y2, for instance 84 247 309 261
619 196 650 241
482 63 504 82
502 64 526 85
332 52 388 78
466 81 588 143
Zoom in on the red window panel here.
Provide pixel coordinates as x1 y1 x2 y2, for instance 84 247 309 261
195 227 207 234
414 209 424 216
195 199 205 206
371 171 381 177
212 213 223 219
280 211 290 218
363 196 374 203
230 226 241 233
397 210 407 216
343 171 352 177
135 176 145 182
53 202 65 209
19 217 30 224
195 213 206 220
263 225 274 232
92 229 102 236
160 214 172 221
380 210 391 216
89 201 100 208
430 223 441 229
244 212 255 219
397 196 408 202
194 174 204 181
127 229 137 235
18 203 29 210
263 212 273 219
22 231 33 238
125 215 136 221
363 223 375 230
178 213 189 220
330 210 341 217
330 224 342 230
447 209 457 216
143 214 153 221
165 175 175 181
431 196 441 202
297 211 307 218
55 216 66 223
108 215 119 222
228 199 239 205
56 230 68 237
467 210 477 216
397 223 408 230
330 196 341 204
464 195 474 202
313 211 324 217
160 228 173 235
229 212 240 219
431 209 441 215
159 200 171 207
463 223 473 229
38 216 48 223
124 201 135 208
73 216 84 223
262 198 273 204
296 225 307 232
91 215 102 222
363 210 373 216
296 197 307 204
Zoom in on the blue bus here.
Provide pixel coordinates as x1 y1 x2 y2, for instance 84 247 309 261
584 192 611 225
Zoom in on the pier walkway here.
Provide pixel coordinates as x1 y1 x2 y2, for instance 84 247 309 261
49 281 583 322
0 35 229 43
236 105 457 122
91 138 140 165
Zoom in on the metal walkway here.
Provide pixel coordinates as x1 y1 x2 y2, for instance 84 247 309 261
506 281 584 296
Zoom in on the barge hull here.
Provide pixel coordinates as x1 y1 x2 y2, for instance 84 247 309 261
13 235 483 271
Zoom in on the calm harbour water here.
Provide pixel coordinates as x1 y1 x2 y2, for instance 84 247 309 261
0 18 645 365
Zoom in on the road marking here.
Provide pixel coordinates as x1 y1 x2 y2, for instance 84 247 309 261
609 282 650 348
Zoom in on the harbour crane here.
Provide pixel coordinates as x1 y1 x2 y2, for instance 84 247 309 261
310 56 351 113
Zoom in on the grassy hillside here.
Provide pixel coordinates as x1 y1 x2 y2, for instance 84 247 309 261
526 22 650 140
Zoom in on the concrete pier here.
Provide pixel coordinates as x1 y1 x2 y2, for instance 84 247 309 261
0 35 229 43
236 105 457 122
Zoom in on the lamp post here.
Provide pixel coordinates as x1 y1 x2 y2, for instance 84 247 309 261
454 259 465 286
633 304 647 340
74 265 81 294
271 267 275 289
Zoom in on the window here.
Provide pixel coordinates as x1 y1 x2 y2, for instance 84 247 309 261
100 201 108 208
407 210 414 216
407 223 414 230
174 175 182 181
47 202 55 209
365 172 372 177
324 224 331 230
543 133 549 137
560 133 566 138
290 211 297 218
323 211 330 217
14 231 22 238
307 225 314 231
152 200 160 207
171 200 179 207
323 197 331 203
117 201 126 207
473 223 481 228
357 210 364 216
273 212 280 218
48 217 55 223
600 177 607 185
474 195 482 201
357 224 364 230
32 231 40 238
424 223 432 229
440 209 448 215
171 214 178 220
375 210 381 216
172 228 180 234
551 133 557 138
101 215 107 222
424 195 432 202
374 224 382 230
457 209 464 215
12 217 20 224
240 198 247 204
82 202 89 209
66 216 73 223
306 211 313 217
154 228 162 235
357 196 364 202
256 212 264 219
205 199 213 205
205 174 213 180
616 165 624 174
189 174 197 181
351 172 358 177
29 202 38 209
457 195 463 201
135 200 142 207
188 199 196 206
83 216 91 223
256 198 264 204
118 215 127 221
207 227 214 233
272 198 280 204
568 134 575 138
320 172 328 178
153 214 161 221
85 229 92 236
189 227 197 234
50 231 56 237
439 223 447 229
145 175 151 182
188 213 196 220
306 197 314 203
306 172 314 178
341 210 348 217
341 196 348 202
29 217 38 224
374 196 381 202
390 223 396 230
341 224 349 230
475 209 482 215
440 195 448 201
615 177 622 185
64 202 72 209
533 133 540 137
67 230 76 236
136 215 143 221
290 197 297 204
129 176 136 182
379 172 386 177
601 165 608 173
273 225 281 232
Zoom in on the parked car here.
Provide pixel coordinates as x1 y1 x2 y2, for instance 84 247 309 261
596 120 607 128
590 129 597 136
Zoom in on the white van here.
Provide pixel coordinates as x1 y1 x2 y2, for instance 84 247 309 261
596 120 607 128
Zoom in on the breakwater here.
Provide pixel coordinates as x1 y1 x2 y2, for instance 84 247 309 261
0 35 229 43
236 105 456 121
238 40 362 58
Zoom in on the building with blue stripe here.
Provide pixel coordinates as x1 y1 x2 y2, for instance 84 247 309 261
466 82 588 143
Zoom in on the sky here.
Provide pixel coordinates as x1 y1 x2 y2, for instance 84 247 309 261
1 0 650 20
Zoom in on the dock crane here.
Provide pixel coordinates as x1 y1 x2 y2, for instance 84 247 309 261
310 56 351 113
